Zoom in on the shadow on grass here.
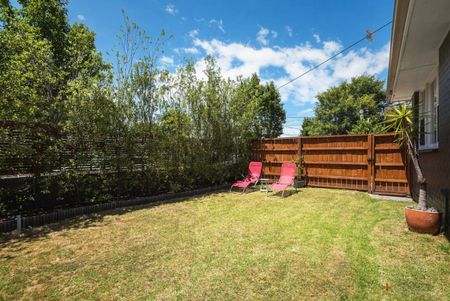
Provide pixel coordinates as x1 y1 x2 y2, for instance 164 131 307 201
0 188 228 248
267 189 300 198
229 186 261 194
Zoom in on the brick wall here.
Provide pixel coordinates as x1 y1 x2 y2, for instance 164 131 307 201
411 30 450 236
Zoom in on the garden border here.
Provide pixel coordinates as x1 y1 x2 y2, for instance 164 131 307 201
0 185 228 233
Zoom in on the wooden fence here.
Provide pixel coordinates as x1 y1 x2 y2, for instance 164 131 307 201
251 134 411 196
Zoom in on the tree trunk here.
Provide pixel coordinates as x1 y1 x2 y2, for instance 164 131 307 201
406 135 427 210
417 182 427 210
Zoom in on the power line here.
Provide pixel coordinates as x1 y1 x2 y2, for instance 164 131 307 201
277 20 392 90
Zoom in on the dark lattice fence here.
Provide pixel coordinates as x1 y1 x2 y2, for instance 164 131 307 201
0 121 241 220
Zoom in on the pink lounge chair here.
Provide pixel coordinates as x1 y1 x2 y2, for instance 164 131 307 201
230 161 263 192
270 162 297 197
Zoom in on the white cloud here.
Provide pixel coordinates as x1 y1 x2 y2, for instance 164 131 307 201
179 47 199 55
285 26 293 37
209 19 225 33
256 27 270 45
299 108 314 115
282 128 301 137
165 4 178 15
160 56 174 66
256 26 277 46
313 33 321 43
191 37 390 107
188 29 199 39
282 122 302 137
77 14 85 21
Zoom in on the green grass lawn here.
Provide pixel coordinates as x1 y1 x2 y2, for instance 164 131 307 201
1 188 449 300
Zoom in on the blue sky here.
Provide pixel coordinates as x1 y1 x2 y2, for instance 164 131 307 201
68 0 394 136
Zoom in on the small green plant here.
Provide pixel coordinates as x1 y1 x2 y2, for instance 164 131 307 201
292 155 304 180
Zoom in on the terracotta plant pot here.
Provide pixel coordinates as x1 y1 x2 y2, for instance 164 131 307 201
405 206 442 235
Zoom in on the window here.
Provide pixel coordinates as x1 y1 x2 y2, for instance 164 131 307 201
419 91 426 147
418 78 439 150
419 118 425 146
431 80 439 144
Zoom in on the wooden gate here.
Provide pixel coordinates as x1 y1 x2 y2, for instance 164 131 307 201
371 134 410 196
251 134 410 196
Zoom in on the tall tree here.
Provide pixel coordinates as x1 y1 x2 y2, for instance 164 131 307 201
0 7 58 123
233 74 285 139
17 0 69 65
301 75 386 136
258 81 285 137
0 0 109 124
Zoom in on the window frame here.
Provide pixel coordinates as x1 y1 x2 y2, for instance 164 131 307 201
418 71 439 151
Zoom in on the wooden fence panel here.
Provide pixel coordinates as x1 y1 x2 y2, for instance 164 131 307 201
302 135 370 191
250 134 410 196
251 138 300 178
373 134 410 196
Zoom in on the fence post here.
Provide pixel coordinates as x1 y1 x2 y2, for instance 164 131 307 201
16 214 22 231
298 137 304 185
367 134 374 194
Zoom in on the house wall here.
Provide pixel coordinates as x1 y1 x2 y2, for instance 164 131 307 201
411 30 450 232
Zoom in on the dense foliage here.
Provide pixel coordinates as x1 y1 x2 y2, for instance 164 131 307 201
0 1 285 216
301 75 386 136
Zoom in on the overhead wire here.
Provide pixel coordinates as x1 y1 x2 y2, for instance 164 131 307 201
277 20 392 90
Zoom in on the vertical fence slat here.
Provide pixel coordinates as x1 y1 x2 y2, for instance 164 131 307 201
368 134 374 193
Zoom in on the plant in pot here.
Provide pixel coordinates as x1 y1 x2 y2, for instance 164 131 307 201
292 156 305 188
384 104 442 235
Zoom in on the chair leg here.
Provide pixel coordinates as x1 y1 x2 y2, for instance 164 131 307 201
282 190 285 198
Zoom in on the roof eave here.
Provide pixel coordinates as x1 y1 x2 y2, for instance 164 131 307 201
386 0 411 101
